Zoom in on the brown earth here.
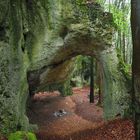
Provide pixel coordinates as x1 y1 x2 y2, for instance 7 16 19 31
27 87 135 140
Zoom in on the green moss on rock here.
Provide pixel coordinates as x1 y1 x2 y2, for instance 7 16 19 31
0 0 130 135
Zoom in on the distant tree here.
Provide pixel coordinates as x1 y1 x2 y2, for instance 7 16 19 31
90 57 94 103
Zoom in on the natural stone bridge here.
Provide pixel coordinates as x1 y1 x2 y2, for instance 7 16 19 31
0 0 130 133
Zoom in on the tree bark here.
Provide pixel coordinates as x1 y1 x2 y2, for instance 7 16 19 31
131 0 140 139
90 57 94 103
98 80 102 105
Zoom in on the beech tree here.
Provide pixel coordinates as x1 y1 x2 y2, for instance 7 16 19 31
131 0 140 139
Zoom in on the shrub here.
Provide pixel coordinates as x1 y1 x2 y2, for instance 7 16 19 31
8 131 37 140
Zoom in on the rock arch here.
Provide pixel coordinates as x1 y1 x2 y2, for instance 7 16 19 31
0 0 130 133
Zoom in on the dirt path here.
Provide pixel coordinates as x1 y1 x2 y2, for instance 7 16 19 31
27 87 135 140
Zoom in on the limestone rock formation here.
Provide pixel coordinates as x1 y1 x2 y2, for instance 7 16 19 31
0 0 130 134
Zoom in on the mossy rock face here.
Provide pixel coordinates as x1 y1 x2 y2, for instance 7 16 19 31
0 0 8 24
0 0 130 134
99 50 131 119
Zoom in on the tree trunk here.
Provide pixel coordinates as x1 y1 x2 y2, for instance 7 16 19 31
131 0 140 139
90 57 94 103
122 0 126 63
98 79 102 105
122 33 126 62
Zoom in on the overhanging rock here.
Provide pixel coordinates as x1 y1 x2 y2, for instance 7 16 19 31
0 0 130 134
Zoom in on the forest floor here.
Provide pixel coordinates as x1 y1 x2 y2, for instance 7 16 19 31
27 87 135 140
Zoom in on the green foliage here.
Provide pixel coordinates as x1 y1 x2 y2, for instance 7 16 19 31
8 131 37 140
59 80 72 97
110 4 130 33
75 0 84 5
71 55 91 87
96 0 105 5
106 1 132 65
116 48 131 80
